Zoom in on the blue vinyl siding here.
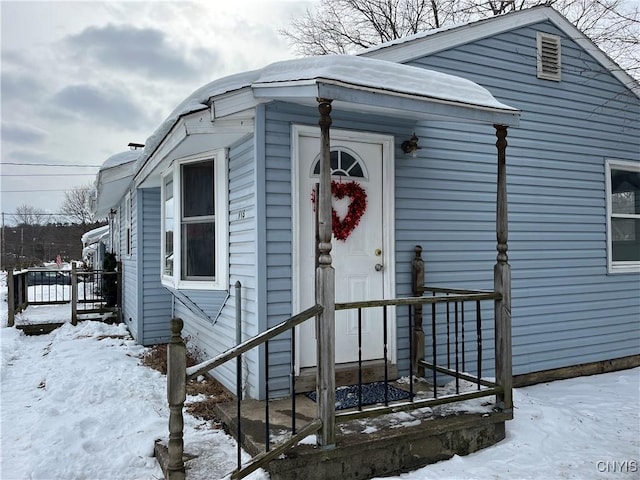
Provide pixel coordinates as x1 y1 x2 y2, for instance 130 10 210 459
120 189 138 341
264 101 415 397
178 137 259 396
400 21 639 375
138 188 172 345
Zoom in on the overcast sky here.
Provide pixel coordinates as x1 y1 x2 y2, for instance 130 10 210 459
1 0 309 223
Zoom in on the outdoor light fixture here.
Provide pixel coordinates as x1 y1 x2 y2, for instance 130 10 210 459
401 133 421 156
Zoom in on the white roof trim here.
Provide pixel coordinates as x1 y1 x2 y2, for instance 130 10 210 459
359 6 639 98
134 54 521 183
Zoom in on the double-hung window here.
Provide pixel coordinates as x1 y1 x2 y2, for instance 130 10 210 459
606 160 640 273
162 150 228 289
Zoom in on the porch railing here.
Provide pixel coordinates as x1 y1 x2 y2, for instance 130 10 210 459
5 262 122 327
332 290 501 424
6 268 28 327
166 283 324 480
166 280 504 479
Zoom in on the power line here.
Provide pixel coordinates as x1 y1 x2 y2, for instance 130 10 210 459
2 188 83 192
0 173 94 177
3 212 72 217
2 162 101 167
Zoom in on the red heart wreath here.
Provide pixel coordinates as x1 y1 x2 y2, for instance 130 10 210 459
331 180 367 241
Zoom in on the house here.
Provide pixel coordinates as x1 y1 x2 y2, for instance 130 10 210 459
360 5 640 384
94 6 638 404
80 224 110 270
93 149 173 345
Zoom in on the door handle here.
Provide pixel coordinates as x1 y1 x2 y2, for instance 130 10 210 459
375 263 384 272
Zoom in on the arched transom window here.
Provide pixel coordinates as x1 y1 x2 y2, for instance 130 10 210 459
311 148 368 179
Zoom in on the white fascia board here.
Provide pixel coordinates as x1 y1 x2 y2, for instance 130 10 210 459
134 117 188 188
210 87 260 119
360 8 554 62
361 7 639 99
254 79 519 126
99 162 135 184
252 80 320 101
135 109 256 188
186 109 255 136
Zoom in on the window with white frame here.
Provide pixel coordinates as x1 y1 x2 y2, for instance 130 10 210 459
125 192 132 256
112 210 120 257
161 151 228 289
606 160 640 273
163 175 174 277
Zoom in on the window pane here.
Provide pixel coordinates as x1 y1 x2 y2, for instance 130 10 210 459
612 218 640 262
182 161 214 218
182 222 215 278
611 169 640 214
164 177 174 276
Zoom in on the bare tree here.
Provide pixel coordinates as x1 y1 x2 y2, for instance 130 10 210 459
60 182 95 225
14 204 45 226
281 0 639 79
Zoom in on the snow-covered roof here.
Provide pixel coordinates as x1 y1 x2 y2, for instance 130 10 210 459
101 150 140 170
81 224 110 246
255 55 515 111
135 54 520 178
360 6 639 98
93 151 140 218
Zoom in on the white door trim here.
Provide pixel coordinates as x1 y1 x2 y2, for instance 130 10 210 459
291 124 396 374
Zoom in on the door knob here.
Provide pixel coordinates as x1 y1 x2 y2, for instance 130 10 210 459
375 263 384 272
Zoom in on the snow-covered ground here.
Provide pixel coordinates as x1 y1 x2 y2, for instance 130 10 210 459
1 276 638 480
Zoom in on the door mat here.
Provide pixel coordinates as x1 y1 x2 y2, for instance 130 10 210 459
306 382 411 410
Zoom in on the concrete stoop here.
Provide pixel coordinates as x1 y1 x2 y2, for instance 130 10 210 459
155 399 510 480
264 411 510 480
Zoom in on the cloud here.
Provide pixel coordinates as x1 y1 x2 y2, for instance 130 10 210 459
50 84 150 129
63 23 218 80
6 148 66 165
1 123 49 145
1 69 47 103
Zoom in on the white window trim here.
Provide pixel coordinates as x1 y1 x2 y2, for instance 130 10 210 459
161 150 229 290
606 159 640 274
536 32 561 82
124 192 132 258
112 209 121 258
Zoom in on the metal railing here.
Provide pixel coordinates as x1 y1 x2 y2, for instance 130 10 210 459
333 289 501 423
166 283 503 479
166 282 323 480
6 262 121 327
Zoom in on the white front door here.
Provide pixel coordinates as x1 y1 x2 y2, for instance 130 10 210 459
293 127 395 369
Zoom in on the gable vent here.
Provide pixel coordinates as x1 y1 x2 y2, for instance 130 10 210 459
537 32 561 81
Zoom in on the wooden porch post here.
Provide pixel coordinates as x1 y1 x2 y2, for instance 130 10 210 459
167 318 186 480
494 124 513 411
316 98 336 449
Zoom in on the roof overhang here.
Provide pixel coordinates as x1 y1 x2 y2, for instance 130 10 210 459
135 109 254 188
81 225 110 246
134 54 521 186
94 158 136 218
253 78 520 126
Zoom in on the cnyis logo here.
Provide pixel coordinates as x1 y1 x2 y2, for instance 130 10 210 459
596 460 638 473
